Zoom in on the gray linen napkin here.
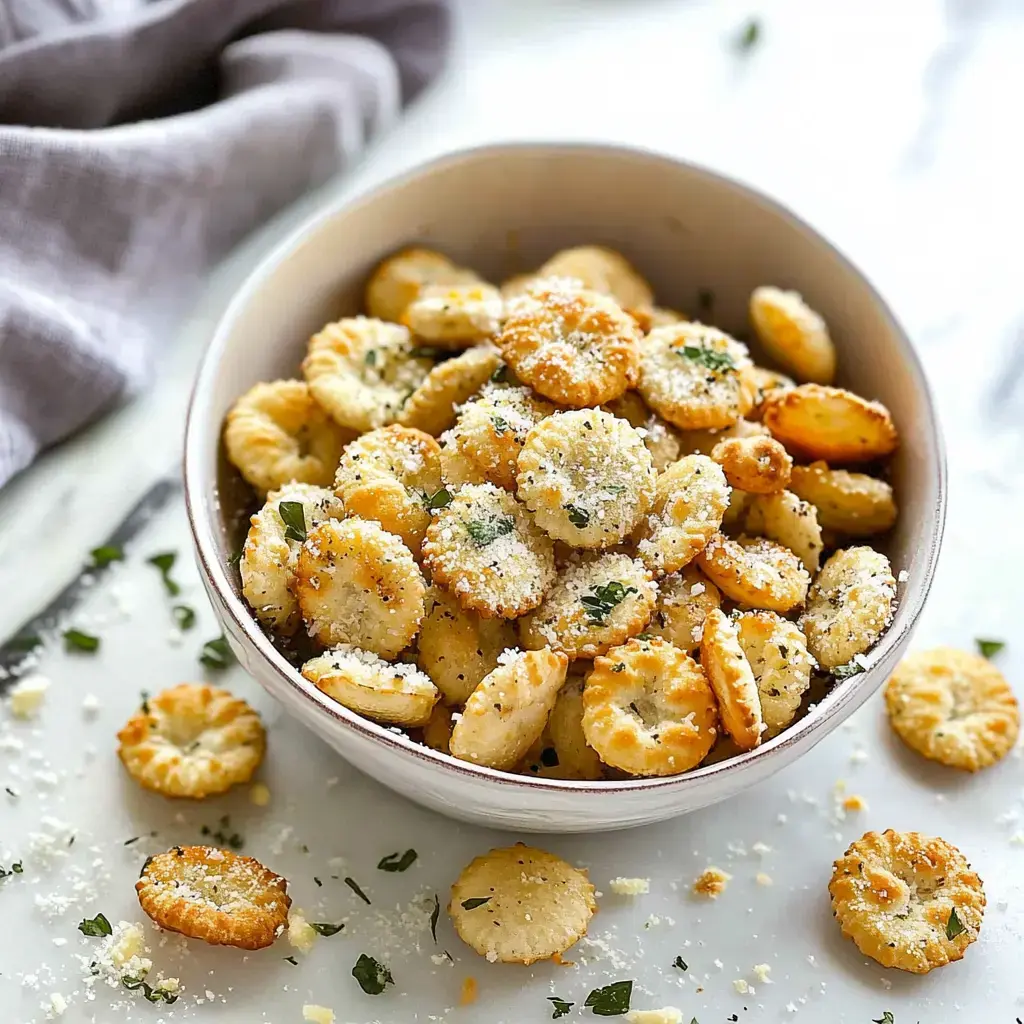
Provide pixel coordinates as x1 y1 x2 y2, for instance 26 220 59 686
0 0 450 487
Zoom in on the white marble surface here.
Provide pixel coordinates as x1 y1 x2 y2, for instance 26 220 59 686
2 0 1023 1020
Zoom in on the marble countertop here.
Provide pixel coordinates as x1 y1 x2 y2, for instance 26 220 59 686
2 1 1023 1021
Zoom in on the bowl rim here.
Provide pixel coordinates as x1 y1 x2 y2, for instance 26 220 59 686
183 139 947 796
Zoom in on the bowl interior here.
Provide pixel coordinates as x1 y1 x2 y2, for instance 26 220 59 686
188 143 942 788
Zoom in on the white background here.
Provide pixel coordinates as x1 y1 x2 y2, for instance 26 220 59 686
2 1 1023 1021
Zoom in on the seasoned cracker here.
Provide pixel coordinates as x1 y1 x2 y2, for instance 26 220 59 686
583 637 718 776
743 489 824 573
696 533 809 614
711 434 792 494
449 844 596 965
885 647 1019 771
538 245 653 310
647 565 722 652
602 390 682 471
403 283 504 347
399 344 503 436
788 461 897 537
136 845 290 950
829 829 985 973
517 409 657 548
365 247 480 323
523 676 604 780
117 684 265 799
700 609 762 750
749 286 836 384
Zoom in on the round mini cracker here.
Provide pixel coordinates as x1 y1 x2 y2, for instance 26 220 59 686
788 461 897 537
519 552 657 660
634 454 730 576
241 482 344 635
496 279 641 407
748 365 796 419
676 418 769 457
602 390 682 471
302 645 439 727
637 322 756 431
735 611 814 738
538 245 653 310
449 844 596 965
294 518 426 657
749 286 836 385
582 636 718 776
136 845 291 950
800 546 895 671
117 683 265 799
223 379 352 496
828 829 985 974
333 424 442 552
647 564 722 652
398 344 503 437
365 247 480 324
449 648 568 771
696 532 810 614
530 676 604 780
761 384 898 463
516 409 657 548
884 647 1020 772
421 483 556 619
402 282 504 347
416 585 517 706
711 434 792 495
439 382 555 491
700 609 763 750
302 316 432 433
742 489 824 574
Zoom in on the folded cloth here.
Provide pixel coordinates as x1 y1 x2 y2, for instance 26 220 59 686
0 0 451 487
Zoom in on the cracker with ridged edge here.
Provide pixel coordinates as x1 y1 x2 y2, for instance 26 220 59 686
697 533 809 614
700 610 762 750
749 286 836 385
399 344 502 437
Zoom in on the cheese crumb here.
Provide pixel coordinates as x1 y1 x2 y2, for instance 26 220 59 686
732 979 751 994
48 992 68 1017
81 694 101 716
249 782 272 807
755 872 773 886
8 675 50 719
751 841 772 857
287 909 318 954
692 867 731 898
625 1009 683 1024
609 877 650 896
752 963 772 984
842 794 868 812
302 1006 335 1024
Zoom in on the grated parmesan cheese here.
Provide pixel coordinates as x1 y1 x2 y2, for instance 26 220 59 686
303 1006 336 1024
609 876 650 896
625 1009 684 1024
8 675 50 719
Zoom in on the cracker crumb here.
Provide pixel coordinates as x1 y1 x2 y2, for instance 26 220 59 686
842 794 868 813
249 782 272 807
302 1006 335 1024
692 867 731 898
609 876 650 896
752 963 772 984
460 976 478 1005
756 872 773 886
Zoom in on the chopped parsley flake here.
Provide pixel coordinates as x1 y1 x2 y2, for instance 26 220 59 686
679 345 735 373
64 628 100 653
310 921 344 937
584 979 632 1016
549 997 574 1018
199 817 243 850
121 975 178 1004
352 953 393 995
976 638 1005 659
0 860 23 879
491 415 510 434
945 907 966 940
735 16 761 52
147 551 180 596
612 663 626 673
872 1014 894 1024
172 605 196 630
465 516 515 546
90 544 124 568
199 635 234 671
581 581 637 625
365 349 377 366
278 500 307 543
423 487 453 511
635 632 653 641
78 913 113 937
564 503 590 529
378 849 418 872
460 897 491 910
344 876 371 904
832 662 864 681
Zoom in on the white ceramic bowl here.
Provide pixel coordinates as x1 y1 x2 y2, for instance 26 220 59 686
184 142 945 833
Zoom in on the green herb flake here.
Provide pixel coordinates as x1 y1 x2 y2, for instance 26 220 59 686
90 544 124 568
460 897 491 910
549 996 574 1018
491 415 510 435
872 1014 894 1024
0 860 24 879
584 979 632 1016
945 906 966 941
365 349 377 367
278 500 307 543
64 628 100 653
735 16 761 52
147 551 181 596
344 876 371 904
430 893 441 942
635 632 653 641
465 516 515 546
581 581 638 625
121 975 178 1004
199 635 234 671
679 345 736 373
672 954 688 971
564 503 590 529
172 605 196 631
976 638 1005 659
283 955 298 965
612 663 626 673
4 787 17 798
490 363 511 383
832 661 864 681
78 913 113 937
352 953 394 995
378 849 417 872
423 487 453 511
310 921 344 937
